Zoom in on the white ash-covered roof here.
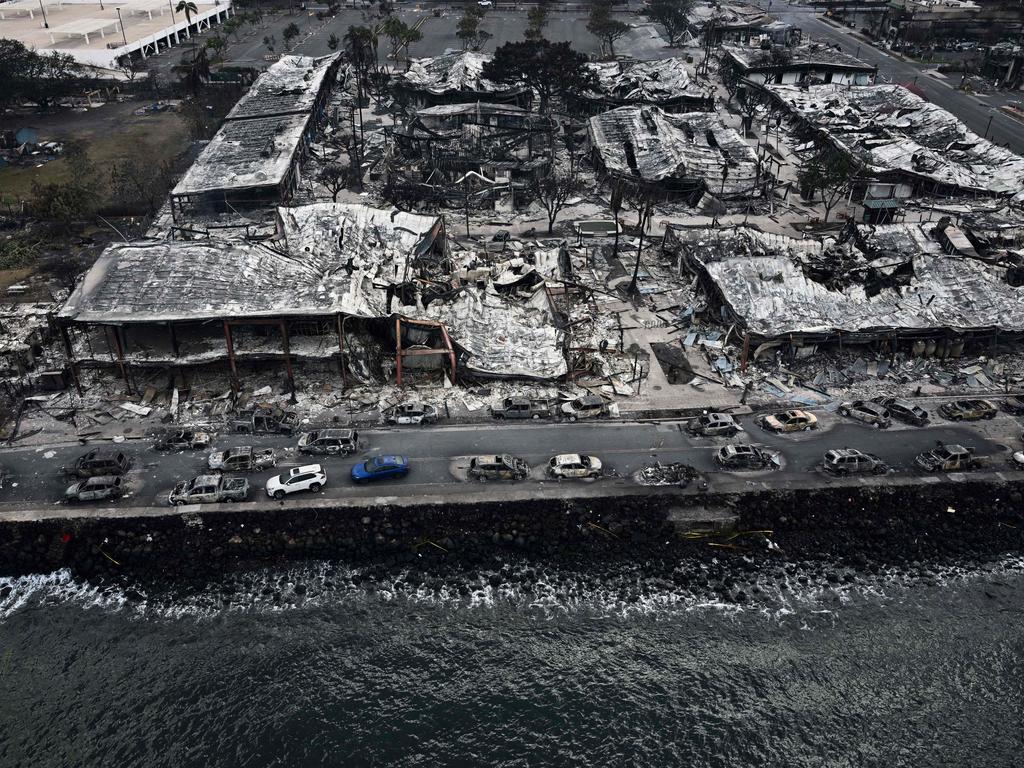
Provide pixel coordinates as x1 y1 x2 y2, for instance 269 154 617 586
766 84 1024 195
226 54 340 121
583 57 705 103
722 42 874 72
400 51 512 95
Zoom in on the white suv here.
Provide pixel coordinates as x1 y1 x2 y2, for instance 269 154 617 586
266 464 327 499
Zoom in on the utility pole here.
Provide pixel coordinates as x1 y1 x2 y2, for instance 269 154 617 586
38 0 48 28
116 8 128 47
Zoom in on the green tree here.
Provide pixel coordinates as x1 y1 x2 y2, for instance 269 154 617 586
263 34 276 53
175 0 199 57
283 22 301 51
398 25 423 65
587 0 629 57
641 0 694 47
482 40 596 112
0 39 38 111
327 32 340 51
205 35 228 62
31 141 98 232
525 5 549 41
456 9 488 51
110 155 175 216
175 45 211 95
797 147 857 223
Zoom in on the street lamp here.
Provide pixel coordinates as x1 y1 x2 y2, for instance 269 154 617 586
116 7 128 46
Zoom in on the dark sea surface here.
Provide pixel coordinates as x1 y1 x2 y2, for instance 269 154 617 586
1 557 1023 768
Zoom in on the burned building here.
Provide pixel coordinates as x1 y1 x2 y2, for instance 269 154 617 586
759 84 1024 200
570 57 714 115
587 106 764 202
667 224 1024 353
395 51 531 110
385 102 557 210
58 203 567 390
720 41 876 87
169 54 342 223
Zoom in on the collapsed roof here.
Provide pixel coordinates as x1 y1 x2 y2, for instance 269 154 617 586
581 57 709 106
722 42 875 73
588 106 761 197
399 51 512 95
764 84 1024 196
225 54 340 121
674 225 1024 340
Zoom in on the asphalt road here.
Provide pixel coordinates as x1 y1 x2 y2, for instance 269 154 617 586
1 409 1019 509
772 1 1024 154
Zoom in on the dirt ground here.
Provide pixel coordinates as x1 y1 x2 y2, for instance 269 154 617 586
0 100 190 206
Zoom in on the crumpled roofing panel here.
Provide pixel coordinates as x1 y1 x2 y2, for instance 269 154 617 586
767 84 1024 195
225 54 339 120
588 106 760 195
584 57 703 102
679 225 1024 336
400 51 511 95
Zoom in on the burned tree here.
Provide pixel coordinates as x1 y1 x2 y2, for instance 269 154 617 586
797 147 856 223
620 181 660 298
587 0 629 57
318 163 348 202
531 167 583 235
641 0 694 47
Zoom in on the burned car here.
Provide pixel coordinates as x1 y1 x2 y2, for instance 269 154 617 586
872 397 929 427
467 454 530 481
207 446 277 472
714 444 779 471
687 413 742 437
755 409 818 433
169 474 249 505
837 400 891 429
938 399 997 421
490 397 551 420
385 402 438 425
153 428 211 451
1000 396 1024 416
822 448 887 476
65 475 124 504
65 449 131 479
298 429 359 456
547 453 603 479
233 406 299 435
914 443 986 472
560 395 606 421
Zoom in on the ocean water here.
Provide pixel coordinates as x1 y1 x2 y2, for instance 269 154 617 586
1 558 1022 768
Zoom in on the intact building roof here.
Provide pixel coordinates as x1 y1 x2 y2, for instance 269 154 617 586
674 225 1024 338
171 113 310 197
225 54 339 121
588 106 761 196
582 57 708 105
764 84 1024 196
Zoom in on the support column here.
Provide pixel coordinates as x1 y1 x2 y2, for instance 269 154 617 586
395 315 403 387
336 313 346 389
280 320 295 395
168 321 180 358
223 319 238 393
740 332 751 373
111 325 133 395
59 323 83 395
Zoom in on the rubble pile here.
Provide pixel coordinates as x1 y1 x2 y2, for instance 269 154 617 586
636 461 699 487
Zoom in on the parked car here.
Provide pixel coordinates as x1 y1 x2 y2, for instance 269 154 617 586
939 399 997 421
385 403 438 425
872 397 929 426
837 400 891 428
755 409 818 433
298 428 359 456
490 397 551 420
687 413 742 437
207 446 277 472
266 464 327 499
467 454 529 481
714 444 779 471
65 449 131 479
65 475 124 503
914 443 986 472
560 395 606 421
351 455 410 483
233 406 299 435
169 474 249 505
547 453 603 479
822 448 888 476
1000 396 1024 416
152 428 211 451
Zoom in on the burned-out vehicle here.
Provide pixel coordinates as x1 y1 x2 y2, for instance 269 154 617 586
560 395 606 421
64 449 131 479
207 446 277 472
938 399 997 421
914 443 986 472
232 406 299 435
169 474 249 505
822 448 887 476
837 400 891 429
152 428 211 451
1001 396 1024 416
715 444 779 471
467 454 530 481
490 397 551 420
65 475 124 503
872 397 929 426
385 402 438 425
297 429 359 456
755 409 818 433
547 453 603 479
687 413 742 437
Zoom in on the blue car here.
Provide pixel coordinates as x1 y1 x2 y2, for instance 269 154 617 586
351 455 409 483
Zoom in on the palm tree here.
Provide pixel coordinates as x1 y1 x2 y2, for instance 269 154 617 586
176 0 198 58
